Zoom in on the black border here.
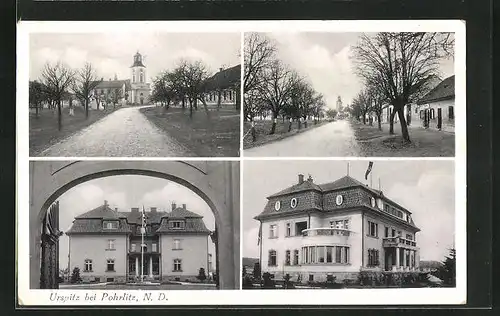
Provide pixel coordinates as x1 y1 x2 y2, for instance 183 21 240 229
9 0 494 312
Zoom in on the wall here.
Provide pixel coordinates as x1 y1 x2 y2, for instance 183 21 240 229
69 234 128 283
160 235 208 281
422 99 455 132
29 161 240 289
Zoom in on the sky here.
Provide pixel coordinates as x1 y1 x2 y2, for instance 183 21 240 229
267 32 455 109
30 33 240 83
242 160 455 262
57 175 216 270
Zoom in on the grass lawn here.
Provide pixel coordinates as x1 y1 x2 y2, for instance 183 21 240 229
243 119 329 150
140 106 240 157
29 106 119 156
350 120 455 157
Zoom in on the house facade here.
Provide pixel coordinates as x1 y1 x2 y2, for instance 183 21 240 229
255 174 420 283
416 75 455 133
203 65 241 108
91 78 131 109
66 201 211 283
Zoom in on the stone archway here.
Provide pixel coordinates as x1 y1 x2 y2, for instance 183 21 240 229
29 161 240 290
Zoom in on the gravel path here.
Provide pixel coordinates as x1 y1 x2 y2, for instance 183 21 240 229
40 105 194 157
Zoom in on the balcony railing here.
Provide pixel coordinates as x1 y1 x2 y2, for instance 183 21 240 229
383 236 417 247
302 227 351 237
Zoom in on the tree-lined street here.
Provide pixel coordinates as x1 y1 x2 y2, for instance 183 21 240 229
39 105 193 157
245 120 359 157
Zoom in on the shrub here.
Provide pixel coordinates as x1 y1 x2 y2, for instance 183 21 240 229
262 272 275 289
242 275 254 289
197 268 207 282
70 267 82 284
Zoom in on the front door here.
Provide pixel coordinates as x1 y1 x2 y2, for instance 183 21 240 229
40 201 62 289
437 108 442 130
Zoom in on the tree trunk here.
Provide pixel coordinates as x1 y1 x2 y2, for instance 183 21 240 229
57 100 62 131
297 118 301 130
304 117 308 128
35 103 39 118
182 97 186 109
189 99 193 118
85 99 89 119
389 109 396 134
397 108 411 142
377 114 382 131
269 114 277 135
363 113 366 124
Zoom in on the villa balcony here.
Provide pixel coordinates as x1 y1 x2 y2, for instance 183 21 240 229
382 237 417 249
301 228 351 245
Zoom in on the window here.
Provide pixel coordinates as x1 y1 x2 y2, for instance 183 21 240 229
84 259 92 272
293 250 299 265
310 246 316 263
309 274 314 282
430 108 435 119
335 246 342 263
173 239 181 250
368 249 380 267
285 250 291 265
140 70 144 83
397 231 402 237
269 224 277 238
170 221 185 229
106 259 115 272
103 221 118 229
302 247 308 264
385 227 389 238
152 243 157 252
285 223 291 237
131 244 136 252
295 221 308 236
391 229 396 237
268 250 277 266
448 106 454 120
107 239 115 250
318 246 325 263
173 259 182 272
326 246 333 263
368 221 378 237
330 219 349 230
406 234 413 241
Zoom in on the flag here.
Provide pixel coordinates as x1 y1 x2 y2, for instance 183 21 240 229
257 223 262 246
365 161 373 180
140 206 147 234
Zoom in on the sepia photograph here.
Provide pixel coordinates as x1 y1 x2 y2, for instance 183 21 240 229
243 32 456 157
28 32 241 157
25 161 240 294
242 160 456 289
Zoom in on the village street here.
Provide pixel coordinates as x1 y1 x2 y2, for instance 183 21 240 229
244 120 361 157
39 105 194 157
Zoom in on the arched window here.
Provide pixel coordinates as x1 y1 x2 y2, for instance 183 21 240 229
430 108 435 120
132 70 136 83
140 69 144 83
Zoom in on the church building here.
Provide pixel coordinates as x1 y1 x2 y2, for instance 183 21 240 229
66 201 211 284
255 174 421 283
130 51 151 105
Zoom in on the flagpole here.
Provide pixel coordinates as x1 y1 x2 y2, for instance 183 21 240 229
141 206 145 283
347 162 350 176
370 171 373 188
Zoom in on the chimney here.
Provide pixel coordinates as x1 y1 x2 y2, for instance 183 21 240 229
171 203 177 211
219 67 223 72
307 174 313 183
131 207 139 214
182 204 186 210
104 200 108 207
151 207 157 213
115 208 118 212
298 174 304 184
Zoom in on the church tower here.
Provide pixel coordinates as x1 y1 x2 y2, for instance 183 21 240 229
130 51 150 105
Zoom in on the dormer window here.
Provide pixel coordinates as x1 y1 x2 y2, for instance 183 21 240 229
169 220 185 230
103 221 119 229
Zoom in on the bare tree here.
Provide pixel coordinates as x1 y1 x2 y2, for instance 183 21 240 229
351 32 454 142
257 60 299 134
244 33 277 94
72 63 102 119
41 62 75 130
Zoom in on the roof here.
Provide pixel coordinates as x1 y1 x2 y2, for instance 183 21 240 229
163 207 204 219
66 218 131 235
75 204 126 220
204 65 241 91
319 175 383 196
93 79 131 90
417 75 455 104
268 178 322 198
131 52 146 68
